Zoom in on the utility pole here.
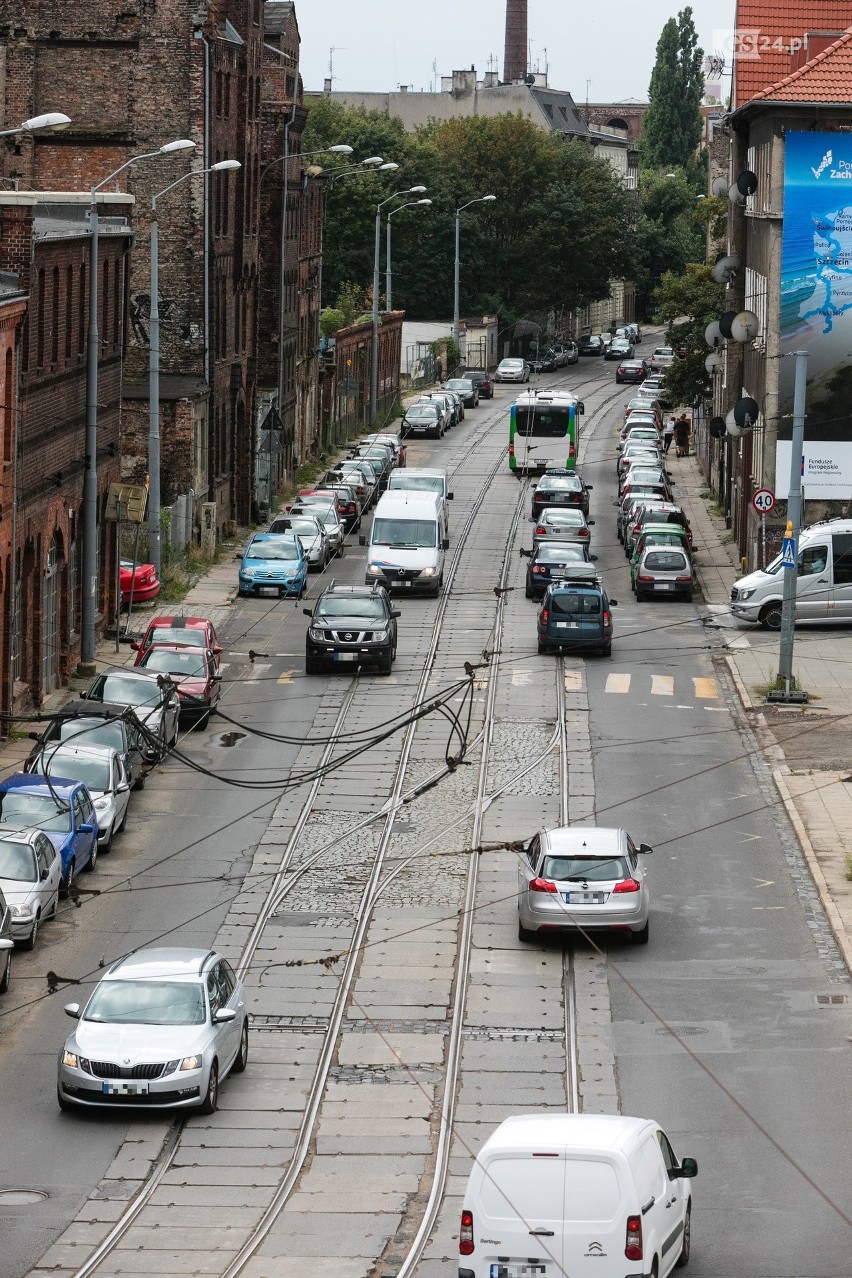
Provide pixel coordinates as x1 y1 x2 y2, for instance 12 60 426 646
771 349 809 704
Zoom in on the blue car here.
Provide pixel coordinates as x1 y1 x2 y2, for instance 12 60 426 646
238 533 308 599
0 774 99 890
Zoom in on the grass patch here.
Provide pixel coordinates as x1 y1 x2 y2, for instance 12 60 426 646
844 852 852 883
754 674 812 701
159 537 240 604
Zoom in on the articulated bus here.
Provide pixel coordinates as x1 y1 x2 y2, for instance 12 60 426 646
508 390 584 474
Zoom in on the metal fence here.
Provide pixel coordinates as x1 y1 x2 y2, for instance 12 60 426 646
401 342 441 389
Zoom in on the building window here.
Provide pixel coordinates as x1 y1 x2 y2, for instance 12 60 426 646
51 266 59 364
11 577 22 683
79 264 86 355
3 348 12 463
65 265 73 360
216 71 223 116
68 540 78 634
102 260 110 347
37 268 46 367
113 257 121 348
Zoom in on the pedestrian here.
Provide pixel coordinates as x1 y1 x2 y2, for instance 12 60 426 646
674 413 690 457
663 417 676 454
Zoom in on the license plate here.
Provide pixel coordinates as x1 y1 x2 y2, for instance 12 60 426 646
490 1265 547 1278
102 1080 149 1096
334 653 358 661
556 621 579 629
259 586 279 596
565 891 604 904
655 582 674 590
551 569 566 578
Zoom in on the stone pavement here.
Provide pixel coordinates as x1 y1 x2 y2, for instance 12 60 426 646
674 446 852 977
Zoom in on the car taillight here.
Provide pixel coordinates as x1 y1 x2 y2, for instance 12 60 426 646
533 491 545 502
532 566 546 575
568 442 576 459
613 878 640 893
540 608 549 624
529 878 558 893
460 1209 474 1255
637 574 653 583
536 526 546 535
603 610 611 626
676 575 692 583
578 528 590 538
625 1214 643 1261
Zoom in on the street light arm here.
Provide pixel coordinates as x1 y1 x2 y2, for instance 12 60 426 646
92 139 196 197
153 160 240 212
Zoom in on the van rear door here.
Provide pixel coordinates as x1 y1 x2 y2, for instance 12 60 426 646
559 1156 625 1277
470 1152 565 1278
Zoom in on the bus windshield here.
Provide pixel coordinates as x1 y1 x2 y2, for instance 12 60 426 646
514 405 572 438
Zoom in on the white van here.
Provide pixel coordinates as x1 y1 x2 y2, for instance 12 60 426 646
360 490 449 595
730 518 852 628
459 1113 697 1278
386 468 453 540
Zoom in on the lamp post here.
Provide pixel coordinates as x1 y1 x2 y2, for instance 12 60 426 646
369 184 425 426
453 195 496 349
81 137 195 671
386 199 431 313
149 160 240 577
0 111 71 138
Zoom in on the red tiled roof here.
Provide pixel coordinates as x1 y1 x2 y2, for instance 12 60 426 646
750 26 852 101
732 2 852 106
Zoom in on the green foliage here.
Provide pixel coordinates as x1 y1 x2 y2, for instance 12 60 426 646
653 263 725 407
643 8 705 170
335 281 370 326
633 167 705 316
320 308 346 338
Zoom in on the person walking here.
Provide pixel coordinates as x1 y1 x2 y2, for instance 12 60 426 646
663 417 676 454
674 413 691 457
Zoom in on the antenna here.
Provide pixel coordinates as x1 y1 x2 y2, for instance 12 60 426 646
328 46 346 85
585 77 592 122
431 58 438 92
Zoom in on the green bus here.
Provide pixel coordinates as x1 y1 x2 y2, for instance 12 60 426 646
509 391 584 474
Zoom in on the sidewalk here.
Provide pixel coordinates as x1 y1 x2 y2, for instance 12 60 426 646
675 447 852 977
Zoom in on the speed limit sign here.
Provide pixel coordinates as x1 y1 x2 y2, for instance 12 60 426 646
752 488 775 514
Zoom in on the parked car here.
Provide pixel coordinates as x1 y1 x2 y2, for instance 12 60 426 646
530 350 558 373
530 470 593 519
132 616 222 670
532 507 594 546
605 338 634 361
304 582 401 675
83 669 181 758
524 543 595 599
238 532 308 599
615 488 671 542
0 829 61 950
119 560 160 607
445 377 479 407
0 774 99 890
629 523 693 582
268 513 330 570
310 482 362 532
57 946 248 1113
625 502 692 557
465 369 493 398
616 359 648 384
288 500 344 557
321 463 373 512
577 335 604 356
29 744 131 851
618 444 663 478
30 703 147 791
136 645 221 727
634 545 695 602
551 344 569 368
415 392 455 429
0 888 12 992
360 432 407 467
349 443 396 487
401 402 443 439
649 345 676 373
536 575 617 657
494 357 529 383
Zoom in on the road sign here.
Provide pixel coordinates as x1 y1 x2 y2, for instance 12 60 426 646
752 487 775 514
780 536 797 569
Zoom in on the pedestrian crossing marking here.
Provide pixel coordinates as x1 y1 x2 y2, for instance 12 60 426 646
651 675 674 697
693 677 718 699
564 668 583 692
605 673 631 694
246 662 271 681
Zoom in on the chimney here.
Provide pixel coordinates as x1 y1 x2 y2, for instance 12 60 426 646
503 0 527 83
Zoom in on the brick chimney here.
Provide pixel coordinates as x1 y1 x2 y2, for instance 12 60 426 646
503 0 527 83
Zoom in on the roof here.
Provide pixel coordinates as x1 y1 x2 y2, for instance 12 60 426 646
544 826 624 851
733 4 852 106
107 948 215 979
481 1113 651 1155
144 616 211 630
0 772 80 797
747 26 852 104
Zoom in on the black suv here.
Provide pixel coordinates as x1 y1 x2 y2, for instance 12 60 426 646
304 583 400 675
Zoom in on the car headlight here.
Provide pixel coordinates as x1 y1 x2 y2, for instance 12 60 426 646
737 588 755 601
179 1055 202 1072
10 903 33 918
241 566 255 578
62 1049 91 1072
372 628 388 642
366 564 383 576
418 567 436 578
93 796 111 813
308 628 325 641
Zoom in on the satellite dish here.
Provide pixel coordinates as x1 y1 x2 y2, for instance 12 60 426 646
525 73 536 85
711 175 728 198
725 408 744 437
709 416 727 438
718 311 738 339
728 182 745 205
705 353 722 374
712 255 741 284
730 310 760 342
736 170 758 197
705 320 722 348
734 395 759 428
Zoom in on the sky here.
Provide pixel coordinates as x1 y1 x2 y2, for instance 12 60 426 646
293 0 737 104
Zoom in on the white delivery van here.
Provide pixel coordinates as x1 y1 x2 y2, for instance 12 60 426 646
459 1113 697 1278
360 490 449 595
386 468 453 540
730 518 852 629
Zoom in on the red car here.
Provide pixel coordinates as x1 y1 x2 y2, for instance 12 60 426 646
132 616 223 670
120 560 160 606
136 644 221 726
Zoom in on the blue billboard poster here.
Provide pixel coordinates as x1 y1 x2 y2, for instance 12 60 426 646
778 131 852 497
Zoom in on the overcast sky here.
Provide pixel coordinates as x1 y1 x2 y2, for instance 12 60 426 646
293 0 736 104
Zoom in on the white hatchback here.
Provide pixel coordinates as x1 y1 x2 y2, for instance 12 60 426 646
532 506 594 546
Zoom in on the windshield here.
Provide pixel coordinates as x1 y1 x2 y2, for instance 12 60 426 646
0 792 71 832
91 674 162 708
245 539 299 561
406 406 438 420
447 380 472 392
0 839 38 882
271 517 320 537
35 752 111 792
146 627 206 649
142 650 207 678
543 855 628 882
372 517 437 548
84 980 206 1026
514 405 572 438
389 476 443 495
317 597 387 620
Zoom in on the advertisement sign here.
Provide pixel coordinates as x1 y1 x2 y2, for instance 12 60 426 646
777 132 852 498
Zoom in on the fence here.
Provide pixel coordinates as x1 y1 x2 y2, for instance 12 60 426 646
401 342 441 390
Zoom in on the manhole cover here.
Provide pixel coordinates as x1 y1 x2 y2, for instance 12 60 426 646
0 1189 48 1205
213 731 246 747
653 1025 709 1036
816 993 848 1006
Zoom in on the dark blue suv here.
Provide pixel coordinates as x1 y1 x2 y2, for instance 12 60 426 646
536 575 617 657
0 774 99 890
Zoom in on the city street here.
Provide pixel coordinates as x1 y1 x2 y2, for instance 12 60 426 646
1 353 850 1278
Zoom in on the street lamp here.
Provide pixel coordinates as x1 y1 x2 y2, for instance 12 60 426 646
452 195 496 347
369 184 426 425
148 160 240 577
81 137 195 671
386 199 431 312
0 112 71 137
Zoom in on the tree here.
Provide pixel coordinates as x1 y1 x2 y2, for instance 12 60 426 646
653 263 725 407
632 168 705 315
643 8 705 170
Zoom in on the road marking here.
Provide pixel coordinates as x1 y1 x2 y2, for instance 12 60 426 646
511 669 533 687
277 669 295 686
564 668 583 692
753 877 775 888
246 662 271 681
606 673 631 694
693 677 718 699
651 675 674 696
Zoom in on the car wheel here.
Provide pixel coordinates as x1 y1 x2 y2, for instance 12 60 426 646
19 910 40 951
518 920 535 943
60 859 75 896
199 1060 219 1114
525 585 534 599
635 590 646 602
600 644 612 657
676 1203 691 1267
85 843 98 874
631 920 650 945
0 947 10 993
231 1021 249 1074
537 641 547 655
759 602 782 630
378 651 394 676
118 804 128 833
684 589 694 603
133 773 146 792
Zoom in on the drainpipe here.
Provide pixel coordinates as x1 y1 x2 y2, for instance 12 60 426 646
196 29 213 511
278 92 296 476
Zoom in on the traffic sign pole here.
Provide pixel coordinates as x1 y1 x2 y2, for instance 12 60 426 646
774 350 808 703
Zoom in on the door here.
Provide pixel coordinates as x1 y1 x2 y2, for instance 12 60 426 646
473 1152 566 1278
831 533 852 619
560 1157 625 1278
36 834 60 915
794 542 831 619
42 538 59 694
635 1135 678 1277
656 1131 689 1275
113 757 130 830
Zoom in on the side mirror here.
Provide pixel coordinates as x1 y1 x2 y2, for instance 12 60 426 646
612 500 620 507
79 823 94 835
303 607 313 616
64 1002 81 1018
442 538 450 550
212 674 222 683
590 554 599 562
677 1157 698 1179
234 552 242 560
213 646 223 656
447 492 454 500
577 401 585 414
585 484 593 491
519 548 532 558
40 866 50 881
638 842 654 854
212 1006 237 1024
28 731 41 741
610 599 618 606
130 641 140 651
358 534 366 547
391 609 402 619
117 781 131 794
587 520 595 526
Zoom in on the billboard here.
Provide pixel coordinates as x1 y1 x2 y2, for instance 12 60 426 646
777 132 852 498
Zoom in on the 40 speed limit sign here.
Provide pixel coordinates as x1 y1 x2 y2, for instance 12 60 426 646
752 488 775 514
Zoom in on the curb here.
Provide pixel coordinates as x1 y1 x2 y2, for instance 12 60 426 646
772 767 852 979
723 654 755 711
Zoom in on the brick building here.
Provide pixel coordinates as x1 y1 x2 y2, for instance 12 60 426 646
319 313 404 443
1 0 264 541
0 192 129 710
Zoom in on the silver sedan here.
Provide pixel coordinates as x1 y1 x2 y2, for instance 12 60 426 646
0 829 61 949
269 513 330 570
532 507 594 547
30 743 131 851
